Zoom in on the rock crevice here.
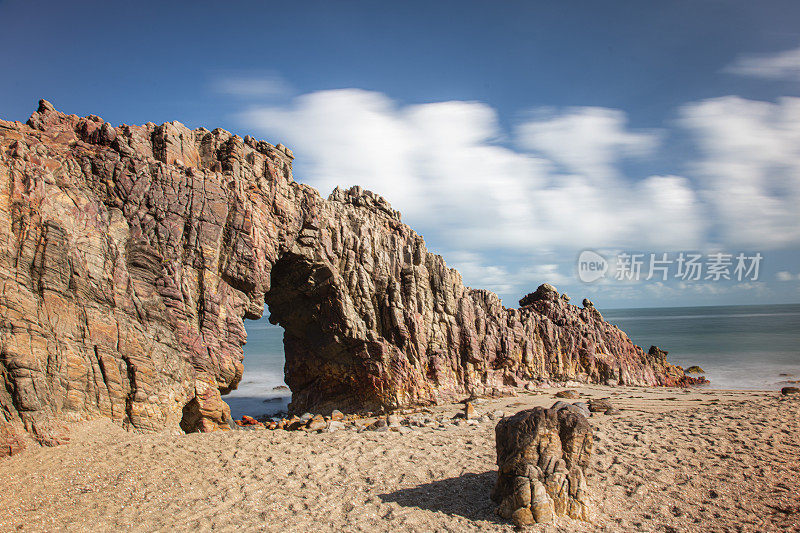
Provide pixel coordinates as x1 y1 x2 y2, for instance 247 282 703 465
0 101 700 455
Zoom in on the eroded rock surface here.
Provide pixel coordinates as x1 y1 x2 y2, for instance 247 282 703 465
0 101 701 454
492 407 593 525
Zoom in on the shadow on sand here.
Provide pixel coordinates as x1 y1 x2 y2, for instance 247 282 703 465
378 471 503 523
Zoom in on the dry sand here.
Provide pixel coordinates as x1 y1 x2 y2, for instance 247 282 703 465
1 386 798 532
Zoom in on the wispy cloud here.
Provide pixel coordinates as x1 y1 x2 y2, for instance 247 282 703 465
679 96 800 248
723 45 800 81
210 73 291 97
240 89 706 254
516 107 659 181
234 88 799 302
776 271 800 281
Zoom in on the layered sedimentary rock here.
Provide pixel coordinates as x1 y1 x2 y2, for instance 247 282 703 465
0 101 699 455
492 407 593 525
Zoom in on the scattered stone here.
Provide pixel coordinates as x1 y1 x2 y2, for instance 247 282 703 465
524 383 536 391
286 416 304 431
604 408 622 416
492 407 593 524
370 418 389 431
519 283 560 306
326 420 345 433
781 387 800 396
588 398 614 413
330 410 344 421
305 414 326 431
239 415 260 426
464 402 476 420
684 366 705 374
555 390 580 399
387 414 401 427
299 412 313 423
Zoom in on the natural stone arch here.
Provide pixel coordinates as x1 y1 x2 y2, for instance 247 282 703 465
263 249 381 415
0 101 701 455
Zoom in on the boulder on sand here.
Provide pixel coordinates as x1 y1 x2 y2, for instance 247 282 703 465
492 407 593 524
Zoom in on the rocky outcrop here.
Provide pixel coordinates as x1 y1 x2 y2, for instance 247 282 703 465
0 101 701 454
492 407 593 525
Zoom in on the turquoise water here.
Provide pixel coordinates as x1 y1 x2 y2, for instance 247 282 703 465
226 304 800 418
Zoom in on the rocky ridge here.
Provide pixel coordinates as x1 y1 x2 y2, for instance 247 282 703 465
0 101 701 456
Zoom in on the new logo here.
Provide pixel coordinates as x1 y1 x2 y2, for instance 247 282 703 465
577 250 608 283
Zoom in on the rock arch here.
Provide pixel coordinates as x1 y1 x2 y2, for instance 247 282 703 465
0 101 699 455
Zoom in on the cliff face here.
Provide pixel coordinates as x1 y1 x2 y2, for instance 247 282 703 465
0 101 698 455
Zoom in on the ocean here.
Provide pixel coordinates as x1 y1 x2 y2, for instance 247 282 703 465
602 304 800 391
225 303 800 418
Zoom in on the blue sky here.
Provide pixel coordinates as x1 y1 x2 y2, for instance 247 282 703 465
2 0 800 308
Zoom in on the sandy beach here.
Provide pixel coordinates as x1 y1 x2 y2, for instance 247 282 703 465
1 385 797 532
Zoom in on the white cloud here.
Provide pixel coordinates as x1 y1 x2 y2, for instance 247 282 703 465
211 74 291 97
776 271 799 281
679 96 800 248
516 107 659 180
444 251 569 303
724 45 800 81
240 89 705 255
235 88 800 301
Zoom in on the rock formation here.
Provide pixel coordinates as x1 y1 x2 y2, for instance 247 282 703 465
0 101 701 455
492 407 593 525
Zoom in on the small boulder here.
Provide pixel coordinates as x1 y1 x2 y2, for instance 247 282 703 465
286 416 304 431
464 402 476 420
555 390 580 399
684 366 705 374
326 420 345 433
781 387 800 396
519 284 560 307
306 414 327 431
492 407 593 525
588 399 613 413
370 418 389 431
648 346 668 359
